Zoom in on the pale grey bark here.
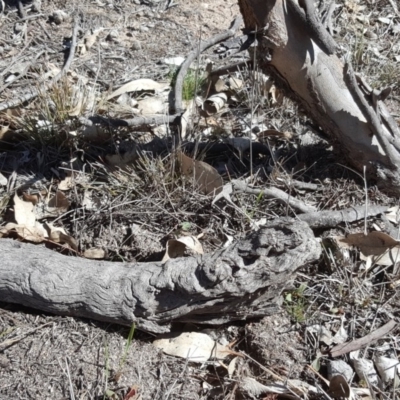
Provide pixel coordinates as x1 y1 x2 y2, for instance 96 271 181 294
0 218 320 333
237 0 400 194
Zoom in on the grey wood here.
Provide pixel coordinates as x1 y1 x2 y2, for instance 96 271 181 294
0 218 320 333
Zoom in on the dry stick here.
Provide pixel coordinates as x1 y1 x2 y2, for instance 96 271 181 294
287 0 336 55
17 0 26 18
209 60 254 78
0 20 79 113
79 114 181 128
173 16 242 114
232 179 317 214
0 322 53 351
330 320 397 358
298 205 389 228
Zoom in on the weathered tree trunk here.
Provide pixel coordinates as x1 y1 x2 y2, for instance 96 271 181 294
0 218 320 333
238 0 400 194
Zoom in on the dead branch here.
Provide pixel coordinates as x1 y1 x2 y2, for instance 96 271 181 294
237 0 400 194
299 205 389 229
173 16 243 113
0 218 320 333
79 114 181 128
232 179 317 213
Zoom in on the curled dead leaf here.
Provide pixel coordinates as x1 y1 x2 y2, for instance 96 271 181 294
162 235 204 263
107 79 169 100
203 93 227 115
178 150 223 195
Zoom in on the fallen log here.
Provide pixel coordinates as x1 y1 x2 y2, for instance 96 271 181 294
0 218 320 333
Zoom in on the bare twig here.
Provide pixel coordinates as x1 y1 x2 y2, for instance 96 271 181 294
209 60 254 78
330 320 397 357
0 20 79 112
79 113 181 128
17 0 26 18
232 179 317 213
173 16 242 113
298 205 389 228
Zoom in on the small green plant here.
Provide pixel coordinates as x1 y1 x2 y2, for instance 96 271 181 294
247 191 264 219
102 324 135 399
284 283 308 323
168 67 206 101
116 323 135 378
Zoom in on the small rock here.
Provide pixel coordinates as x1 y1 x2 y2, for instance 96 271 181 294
52 10 69 25
14 22 26 33
327 360 353 382
140 26 149 32
131 40 142 51
32 0 41 12
107 29 119 41
163 56 185 66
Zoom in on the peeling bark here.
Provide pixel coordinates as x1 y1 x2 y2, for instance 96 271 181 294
0 218 320 333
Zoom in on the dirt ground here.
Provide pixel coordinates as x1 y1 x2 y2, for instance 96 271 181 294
1 0 400 399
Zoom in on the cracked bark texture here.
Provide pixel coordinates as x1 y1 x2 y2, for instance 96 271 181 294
0 218 320 333
238 0 400 194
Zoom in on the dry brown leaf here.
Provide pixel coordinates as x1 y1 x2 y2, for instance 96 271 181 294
227 77 243 90
0 125 9 140
337 231 399 255
328 375 350 399
360 248 400 266
137 97 167 115
15 225 46 242
47 190 70 211
162 236 204 263
4 222 47 243
22 192 39 205
58 173 74 191
45 224 78 251
178 150 223 195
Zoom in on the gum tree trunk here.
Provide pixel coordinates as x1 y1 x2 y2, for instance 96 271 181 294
238 0 400 194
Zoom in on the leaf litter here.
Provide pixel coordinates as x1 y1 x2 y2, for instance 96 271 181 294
0 0 400 399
